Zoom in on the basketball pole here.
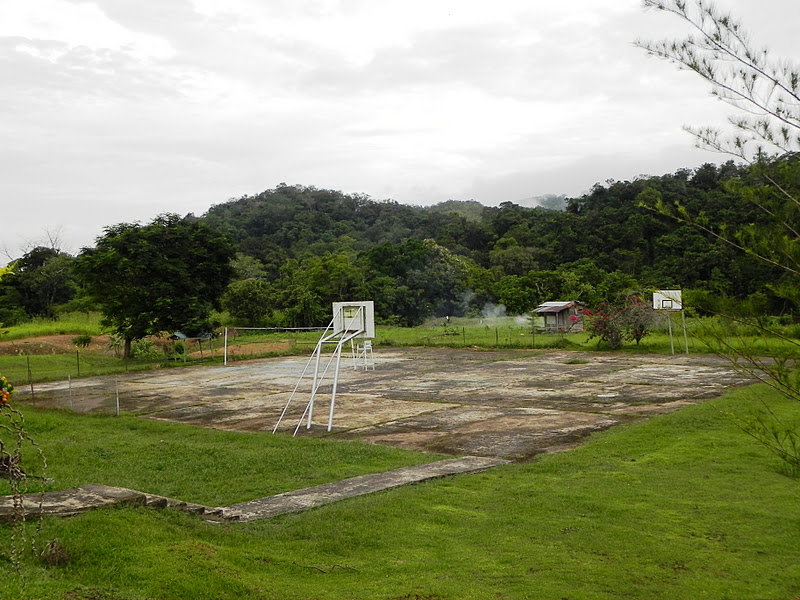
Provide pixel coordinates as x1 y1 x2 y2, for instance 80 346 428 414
681 310 689 354
668 314 674 355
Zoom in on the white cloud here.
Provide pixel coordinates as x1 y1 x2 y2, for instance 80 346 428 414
0 0 175 60
0 0 798 260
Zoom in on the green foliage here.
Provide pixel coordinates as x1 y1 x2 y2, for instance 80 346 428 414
0 248 78 322
638 0 800 474
222 279 273 327
637 0 800 161
0 375 47 574
585 296 657 349
359 239 474 325
0 313 103 341
70 335 92 349
74 214 236 357
584 303 624 349
130 339 160 359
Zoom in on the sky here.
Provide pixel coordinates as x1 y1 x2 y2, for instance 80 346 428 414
1 0 798 261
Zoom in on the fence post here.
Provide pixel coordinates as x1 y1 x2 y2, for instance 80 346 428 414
115 377 120 417
26 354 34 405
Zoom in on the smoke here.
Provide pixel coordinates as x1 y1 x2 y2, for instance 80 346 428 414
481 303 507 322
460 290 475 314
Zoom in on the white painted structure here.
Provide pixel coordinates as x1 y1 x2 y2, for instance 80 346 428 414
653 290 688 354
332 301 375 338
273 302 375 435
653 290 683 311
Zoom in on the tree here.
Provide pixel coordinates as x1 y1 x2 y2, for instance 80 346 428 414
638 0 800 469
222 279 273 326
12 247 76 318
637 0 800 161
0 264 25 327
74 214 236 358
273 252 364 327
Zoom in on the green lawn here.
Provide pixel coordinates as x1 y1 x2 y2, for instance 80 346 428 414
15 410 443 506
3 313 799 385
1 382 799 599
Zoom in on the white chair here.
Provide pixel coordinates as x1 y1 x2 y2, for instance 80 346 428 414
355 340 375 371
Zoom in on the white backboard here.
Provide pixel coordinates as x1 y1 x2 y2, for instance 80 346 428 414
332 301 375 338
653 290 683 311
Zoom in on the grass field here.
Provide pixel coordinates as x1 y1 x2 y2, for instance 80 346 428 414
1 382 799 599
6 311 793 386
0 308 792 380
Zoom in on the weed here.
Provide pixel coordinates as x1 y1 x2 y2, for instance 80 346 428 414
40 539 68 566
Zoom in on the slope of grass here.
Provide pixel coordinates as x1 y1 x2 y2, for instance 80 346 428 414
7 410 443 506
1 383 798 599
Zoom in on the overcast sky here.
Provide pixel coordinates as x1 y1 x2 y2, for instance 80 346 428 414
2 0 798 261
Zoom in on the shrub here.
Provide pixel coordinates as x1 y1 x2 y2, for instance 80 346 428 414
584 296 656 349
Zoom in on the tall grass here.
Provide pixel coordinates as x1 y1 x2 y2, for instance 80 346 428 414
0 312 104 341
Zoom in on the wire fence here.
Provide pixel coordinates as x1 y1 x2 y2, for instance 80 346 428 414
14 374 160 416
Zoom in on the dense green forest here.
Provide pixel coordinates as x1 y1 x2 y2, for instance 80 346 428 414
0 160 793 329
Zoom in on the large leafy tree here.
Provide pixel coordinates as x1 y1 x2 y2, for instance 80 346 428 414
75 214 236 358
12 247 77 318
222 279 273 327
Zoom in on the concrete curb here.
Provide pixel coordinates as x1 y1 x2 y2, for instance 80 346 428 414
217 455 510 522
0 456 509 524
0 484 146 521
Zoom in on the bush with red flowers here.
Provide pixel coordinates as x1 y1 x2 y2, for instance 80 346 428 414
584 296 656 349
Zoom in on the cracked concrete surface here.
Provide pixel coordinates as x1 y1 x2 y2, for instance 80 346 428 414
26 347 751 461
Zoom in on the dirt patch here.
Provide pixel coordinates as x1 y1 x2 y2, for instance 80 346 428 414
20 347 752 461
219 342 293 358
0 335 114 356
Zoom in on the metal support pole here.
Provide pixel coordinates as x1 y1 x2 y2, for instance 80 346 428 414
328 343 344 432
681 310 689 354
307 339 324 429
27 354 34 405
224 327 228 365
668 315 675 355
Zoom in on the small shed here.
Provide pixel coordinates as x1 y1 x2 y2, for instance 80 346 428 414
534 301 585 333
169 331 215 359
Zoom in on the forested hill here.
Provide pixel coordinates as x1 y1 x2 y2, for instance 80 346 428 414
199 160 786 326
0 160 790 329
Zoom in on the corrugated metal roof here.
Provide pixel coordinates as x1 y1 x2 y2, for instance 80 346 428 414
534 301 580 314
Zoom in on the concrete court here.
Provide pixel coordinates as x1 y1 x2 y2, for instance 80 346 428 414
29 347 751 461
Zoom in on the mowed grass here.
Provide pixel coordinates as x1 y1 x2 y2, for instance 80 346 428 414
9 410 444 507
1 384 799 599
3 312 799 385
